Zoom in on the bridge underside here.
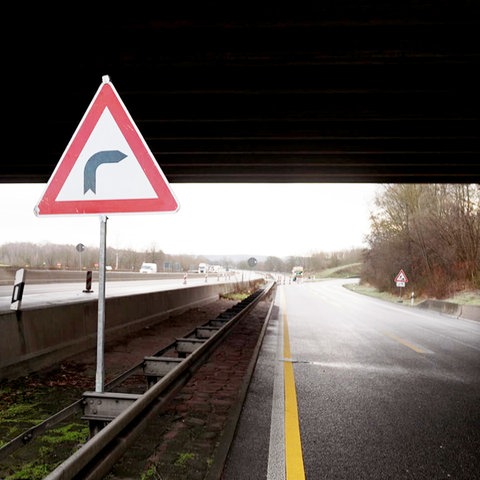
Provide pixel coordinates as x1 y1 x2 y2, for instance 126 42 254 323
6 3 480 184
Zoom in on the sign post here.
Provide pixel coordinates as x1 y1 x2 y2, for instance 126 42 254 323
95 216 108 391
76 243 85 270
394 269 409 303
34 75 179 393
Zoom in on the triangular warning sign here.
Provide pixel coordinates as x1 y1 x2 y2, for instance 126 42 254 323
394 269 408 283
35 75 179 216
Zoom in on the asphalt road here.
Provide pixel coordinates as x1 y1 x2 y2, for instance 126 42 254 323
223 279 480 479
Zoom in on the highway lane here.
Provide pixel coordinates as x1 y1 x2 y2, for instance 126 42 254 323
224 279 480 479
0 272 249 312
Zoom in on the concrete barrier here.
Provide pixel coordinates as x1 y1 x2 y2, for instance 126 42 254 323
459 304 480 322
416 299 480 321
0 281 254 380
0 267 200 286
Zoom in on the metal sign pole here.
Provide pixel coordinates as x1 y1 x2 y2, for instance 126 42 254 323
95 215 108 392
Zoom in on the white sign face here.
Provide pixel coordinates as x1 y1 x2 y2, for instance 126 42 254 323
396 281 406 287
55 109 158 201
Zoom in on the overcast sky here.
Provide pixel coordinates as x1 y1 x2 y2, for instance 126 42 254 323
0 183 379 258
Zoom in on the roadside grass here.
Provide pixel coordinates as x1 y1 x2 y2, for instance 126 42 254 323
313 262 363 279
344 281 480 306
446 290 480 306
311 263 479 306
221 292 248 301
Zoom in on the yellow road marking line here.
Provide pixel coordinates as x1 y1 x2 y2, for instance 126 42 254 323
282 290 306 479
382 331 433 354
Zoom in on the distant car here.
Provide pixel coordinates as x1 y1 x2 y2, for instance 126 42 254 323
139 262 158 273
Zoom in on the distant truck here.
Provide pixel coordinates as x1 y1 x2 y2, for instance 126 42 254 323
139 262 158 274
198 262 208 274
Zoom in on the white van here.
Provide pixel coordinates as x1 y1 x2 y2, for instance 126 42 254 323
139 262 158 274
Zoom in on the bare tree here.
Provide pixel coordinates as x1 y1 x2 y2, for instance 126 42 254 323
363 183 480 298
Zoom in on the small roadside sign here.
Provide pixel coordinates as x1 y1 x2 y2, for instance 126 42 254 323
394 269 408 288
35 75 179 216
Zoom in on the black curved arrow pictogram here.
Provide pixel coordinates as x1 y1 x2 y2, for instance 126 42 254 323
84 150 128 194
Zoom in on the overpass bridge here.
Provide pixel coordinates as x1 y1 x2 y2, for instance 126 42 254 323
5 2 479 185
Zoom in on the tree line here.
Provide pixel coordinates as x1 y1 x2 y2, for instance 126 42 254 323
0 242 209 274
0 239 362 278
